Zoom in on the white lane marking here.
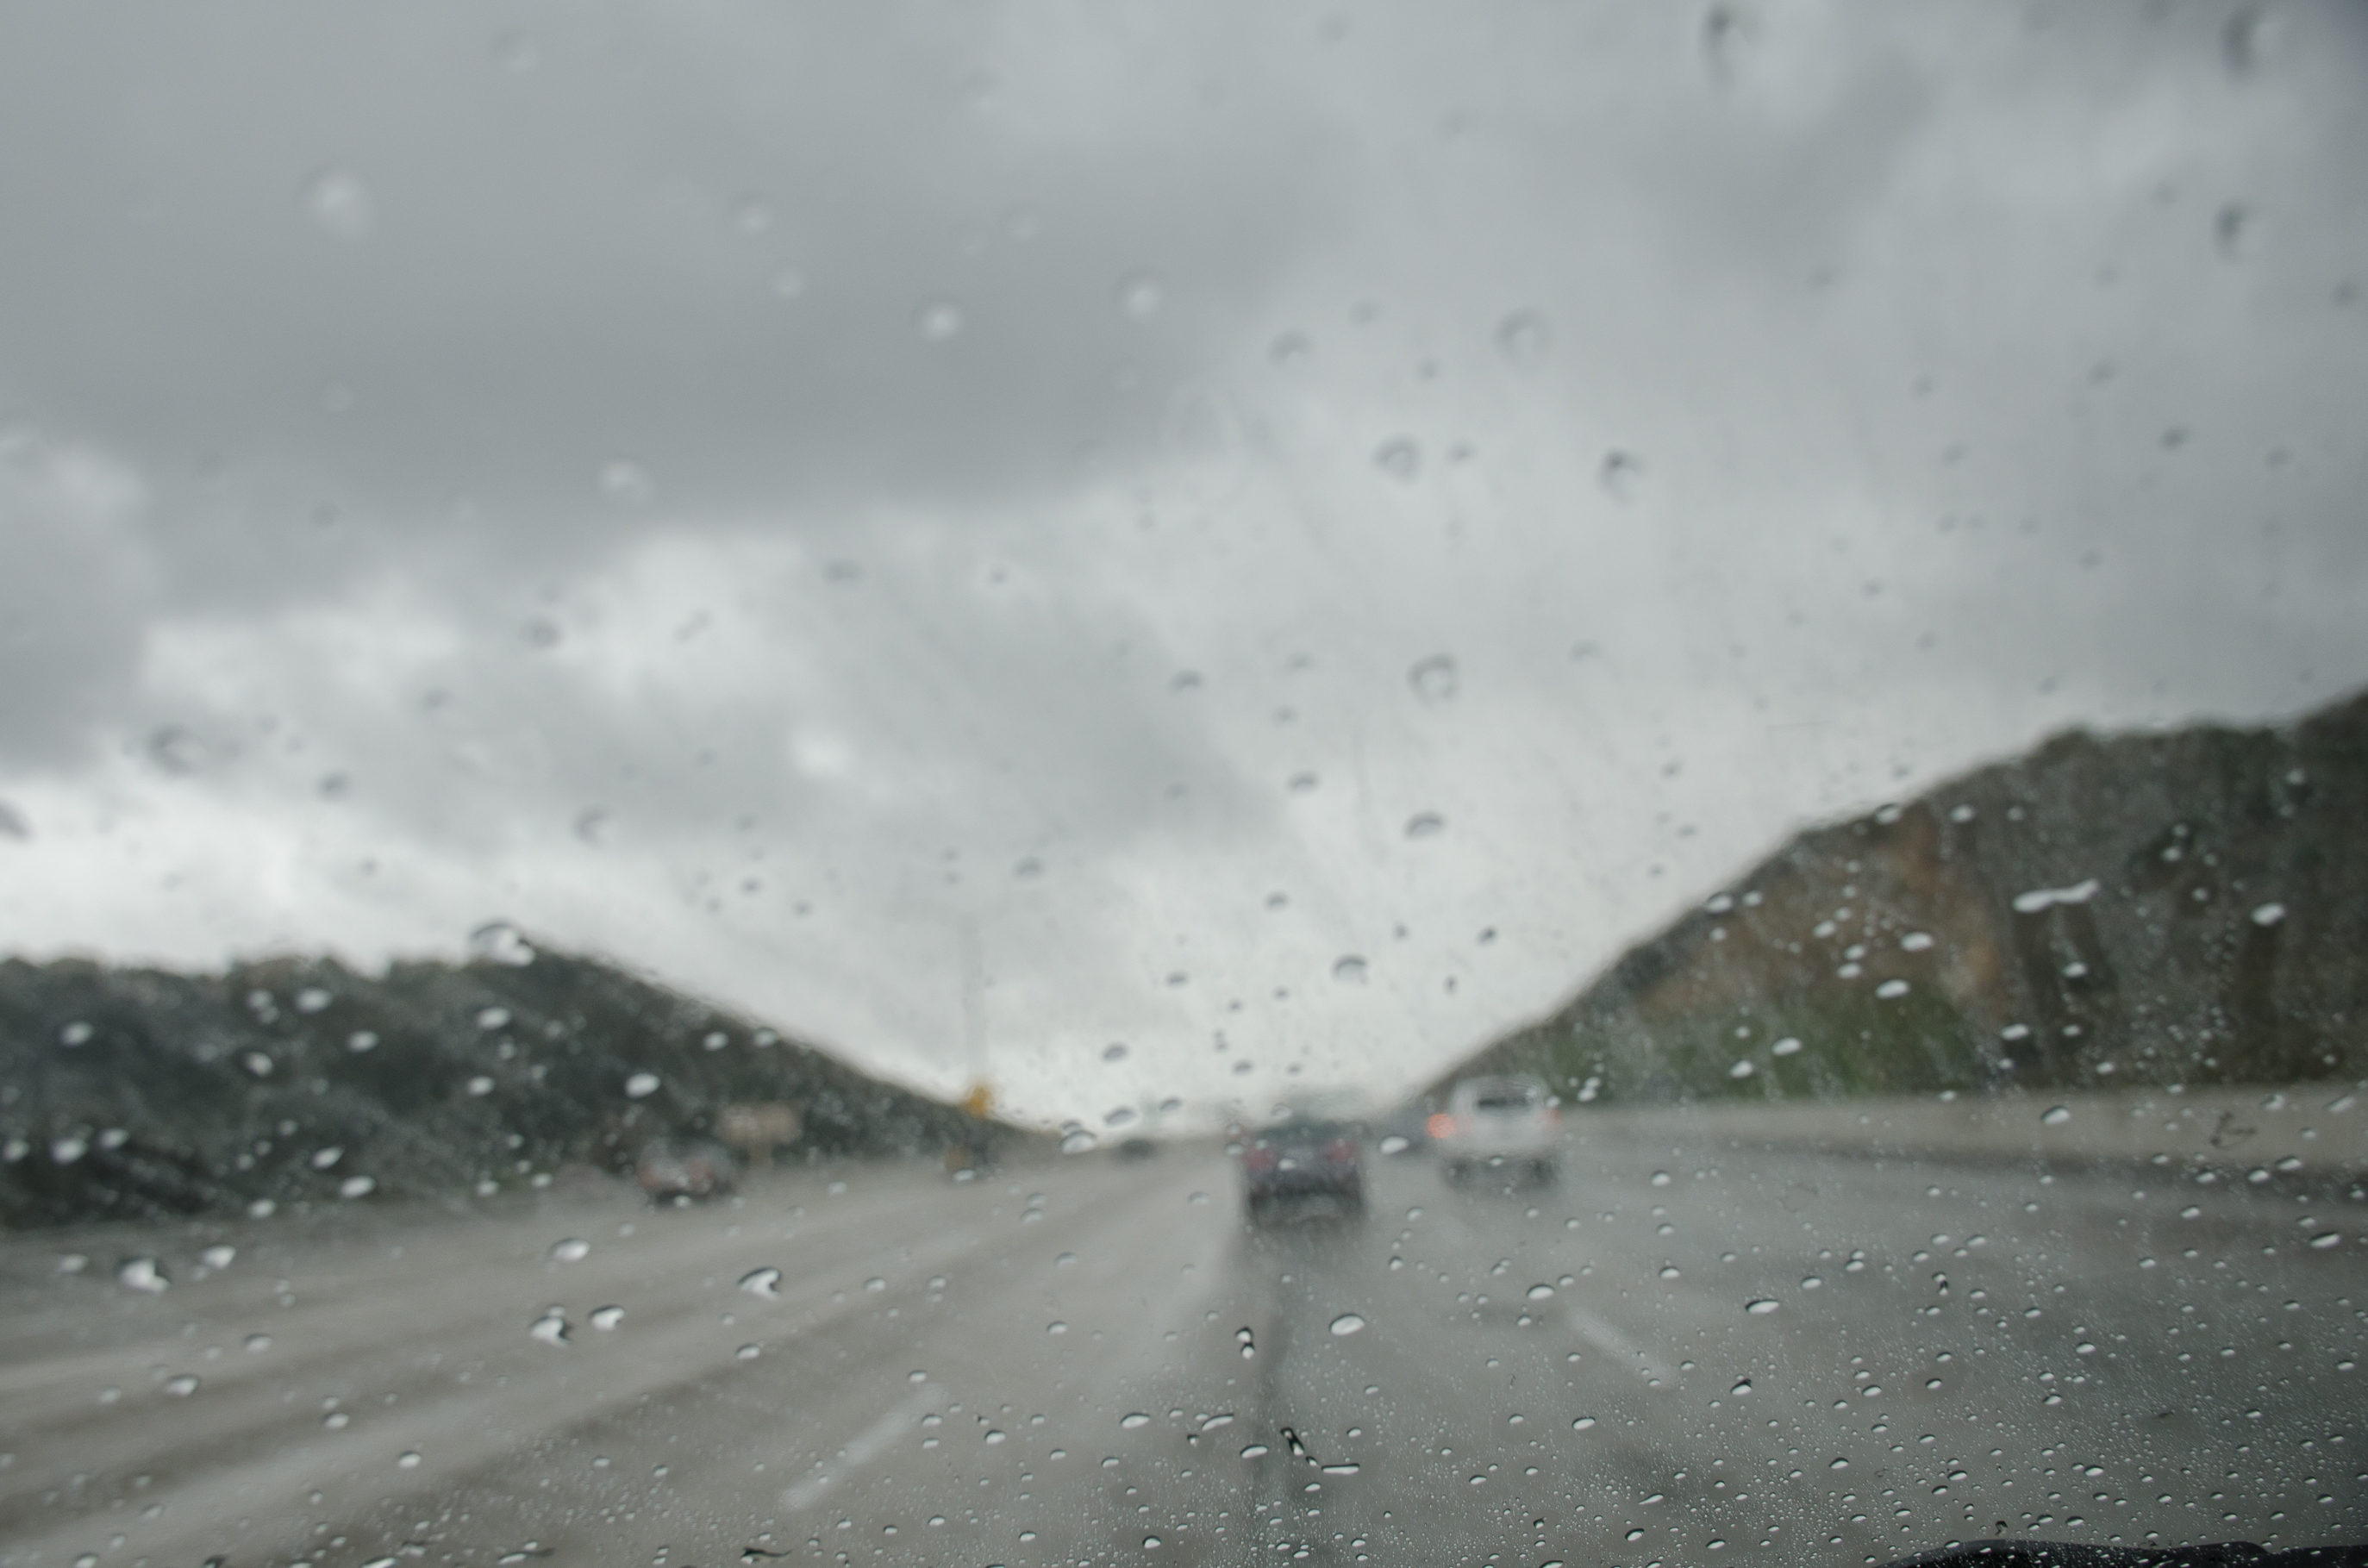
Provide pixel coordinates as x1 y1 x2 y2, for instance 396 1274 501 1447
1564 1304 1673 1385
781 1384 937 1511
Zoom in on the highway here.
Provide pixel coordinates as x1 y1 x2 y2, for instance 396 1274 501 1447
3 1108 2365 1568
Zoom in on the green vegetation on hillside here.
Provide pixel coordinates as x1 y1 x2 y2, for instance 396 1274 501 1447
1447 689 2368 1107
0 944 1012 1228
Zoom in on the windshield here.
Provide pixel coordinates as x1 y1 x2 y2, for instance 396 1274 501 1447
3 4 2365 1566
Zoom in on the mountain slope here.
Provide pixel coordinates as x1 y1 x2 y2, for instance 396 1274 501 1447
0 942 1009 1228
1445 689 2368 1104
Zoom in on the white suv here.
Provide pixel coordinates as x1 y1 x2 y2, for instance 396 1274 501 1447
1431 1074 1560 1185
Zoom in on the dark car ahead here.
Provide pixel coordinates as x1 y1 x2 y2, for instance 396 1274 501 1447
1240 1117 1363 1221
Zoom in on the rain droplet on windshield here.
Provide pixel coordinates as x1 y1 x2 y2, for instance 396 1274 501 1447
1236 1327 1256 1359
1404 811 1446 840
915 299 965 342
1408 654 1459 703
597 459 654 506
731 194 776 235
1328 1312 1366 1336
2215 203 2253 259
468 921 536 966
550 1238 590 1264
1730 1377 1753 1396
1102 1042 1129 1062
529 1309 571 1347
1120 1412 1152 1429
1117 273 1165 319
739 1267 783 1299
1745 1298 1780 1316
1526 1284 1554 1301
1771 1036 1803 1056
2041 1105 2072 1127
1373 437 1421 481
147 725 209 775
625 1072 660 1099
117 1257 168 1293
347 1030 378 1053
590 1305 624 1330
2223 3 2279 74
303 167 375 241
1333 955 1369 984
1496 309 1552 369
1599 450 1643 500
163 1373 200 1396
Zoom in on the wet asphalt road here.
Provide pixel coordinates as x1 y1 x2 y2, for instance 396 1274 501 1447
3 1121 2365 1568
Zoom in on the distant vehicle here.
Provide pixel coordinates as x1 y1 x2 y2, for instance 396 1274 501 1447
1431 1075 1559 1185
1115 1136 1159 1161
1240 1117 1363 1221
943 1137 996 1178
634 1139 737 1202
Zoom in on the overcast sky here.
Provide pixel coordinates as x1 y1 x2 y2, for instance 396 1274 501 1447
2 0 2363 1127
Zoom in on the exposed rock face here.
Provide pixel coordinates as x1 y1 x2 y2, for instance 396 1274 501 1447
1447 690 2368 1104
0 945 1005 1227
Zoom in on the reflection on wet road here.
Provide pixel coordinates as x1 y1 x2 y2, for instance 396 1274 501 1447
3 1117 2365 1568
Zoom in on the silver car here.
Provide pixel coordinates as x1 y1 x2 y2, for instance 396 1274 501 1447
1432 1075 1559 1186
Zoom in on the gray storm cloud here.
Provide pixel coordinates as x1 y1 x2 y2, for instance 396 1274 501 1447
2 0 2365 1118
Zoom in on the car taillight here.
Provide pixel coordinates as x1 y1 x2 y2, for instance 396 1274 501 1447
1322 1138 1355 1162
1426 1112 1457 1140
1243 1147 1278 1171
1540 1106 1560 1129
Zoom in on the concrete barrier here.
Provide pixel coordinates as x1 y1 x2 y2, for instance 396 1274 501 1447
1571 1084 2367 1178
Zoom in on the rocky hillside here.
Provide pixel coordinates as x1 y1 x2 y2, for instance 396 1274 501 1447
0 940 1011 1228
1447 689 2368 1104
